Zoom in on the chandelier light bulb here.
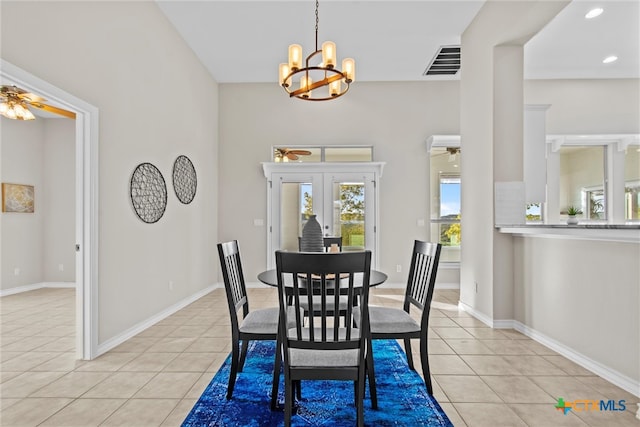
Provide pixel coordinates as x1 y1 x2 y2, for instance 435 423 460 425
300 75 312 98
279 63 291 87
288 44 302 71
329 80 341 97
322 41 336 68
603 55 618 64
342 58 355 83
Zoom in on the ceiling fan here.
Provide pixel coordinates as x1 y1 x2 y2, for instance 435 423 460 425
274 148 312 161
433 147 461 162
0 85 75 120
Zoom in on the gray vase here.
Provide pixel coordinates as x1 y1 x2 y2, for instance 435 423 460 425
300 215 323 252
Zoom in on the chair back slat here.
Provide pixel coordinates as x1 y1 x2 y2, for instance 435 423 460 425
218 240 250 329
276 251 371 354
404 240 442 313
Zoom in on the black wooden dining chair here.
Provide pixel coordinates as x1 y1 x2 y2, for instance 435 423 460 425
275 250 371 427
355 240 441 408
217 240 282 406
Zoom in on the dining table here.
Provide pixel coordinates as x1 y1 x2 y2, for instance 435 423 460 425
257 268 388 288
258 265 388 410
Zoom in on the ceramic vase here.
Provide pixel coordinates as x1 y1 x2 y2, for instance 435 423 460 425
567 215 578 225
300 215 323 252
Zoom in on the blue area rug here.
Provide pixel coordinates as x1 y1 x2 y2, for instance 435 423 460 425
182 339 453 426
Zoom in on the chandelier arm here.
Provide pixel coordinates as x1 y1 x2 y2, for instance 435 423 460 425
287 72 345 97
294 84 349 101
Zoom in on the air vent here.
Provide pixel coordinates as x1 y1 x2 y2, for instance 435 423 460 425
423 45 461 76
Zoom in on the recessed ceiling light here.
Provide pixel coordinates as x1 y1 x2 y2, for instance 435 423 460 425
603 55 618 64
585 8 603 19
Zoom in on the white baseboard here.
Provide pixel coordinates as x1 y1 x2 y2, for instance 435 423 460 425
457 300 494 327
458 301 640 398
96 283 220 357
0 282 75 297
511 320 640 398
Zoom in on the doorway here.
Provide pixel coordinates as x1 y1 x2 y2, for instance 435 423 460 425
263 162 384 269
1 60 99 359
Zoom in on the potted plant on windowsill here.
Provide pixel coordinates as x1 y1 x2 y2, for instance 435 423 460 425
565 206 583 225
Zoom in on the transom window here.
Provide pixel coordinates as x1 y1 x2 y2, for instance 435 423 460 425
273 145 373 162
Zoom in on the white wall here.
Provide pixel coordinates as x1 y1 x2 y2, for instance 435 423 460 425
1 1 219 346
219 81 460 285
42 119 75 282
1 118 45 288
1 117 75 290
513 236 639 388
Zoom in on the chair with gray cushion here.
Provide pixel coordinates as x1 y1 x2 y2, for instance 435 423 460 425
218 240 282 406
275 250 371 427
355 240 441 408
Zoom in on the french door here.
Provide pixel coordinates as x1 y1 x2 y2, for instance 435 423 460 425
264 163 382 269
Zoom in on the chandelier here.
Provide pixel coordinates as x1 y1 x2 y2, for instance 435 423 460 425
278 0 355 101
0 94 35 120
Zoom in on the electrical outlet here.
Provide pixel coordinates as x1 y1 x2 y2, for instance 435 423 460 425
396 264 402 273
14 268 20 276
58 264 64 272
169 281 174 291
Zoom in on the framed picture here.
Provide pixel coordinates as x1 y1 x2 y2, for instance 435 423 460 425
1 183 35 213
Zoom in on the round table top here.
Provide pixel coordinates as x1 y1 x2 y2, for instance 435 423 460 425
257 269 388 287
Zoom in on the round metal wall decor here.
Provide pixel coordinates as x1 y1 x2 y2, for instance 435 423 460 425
172 155 197 204
130 162 167 224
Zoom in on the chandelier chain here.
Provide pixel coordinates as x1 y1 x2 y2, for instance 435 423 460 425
315 0 319 51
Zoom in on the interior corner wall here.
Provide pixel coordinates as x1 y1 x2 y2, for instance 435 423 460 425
1 1 219 347
0 118 45 289
460 0 570 321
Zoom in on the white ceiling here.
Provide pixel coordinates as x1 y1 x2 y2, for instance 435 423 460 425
156 0 639 83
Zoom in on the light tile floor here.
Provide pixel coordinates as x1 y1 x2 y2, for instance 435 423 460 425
1 287 638 426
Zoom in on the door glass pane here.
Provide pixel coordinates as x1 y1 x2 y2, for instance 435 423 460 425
280 182 312 251
625 145 640 221
559 146 606 221
331 181 365 251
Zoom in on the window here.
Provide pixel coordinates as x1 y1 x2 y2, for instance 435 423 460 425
273 145 373 162
625 145 640 221
558 145 606 221
547 135 639 223
429 144 461 263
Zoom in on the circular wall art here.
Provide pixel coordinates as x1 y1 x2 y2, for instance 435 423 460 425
172 155 197 204
130 162 167 224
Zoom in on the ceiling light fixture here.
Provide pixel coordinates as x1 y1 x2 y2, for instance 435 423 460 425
278 0 354 101
585 7 604 19
0 94 35 121
603 55 618 64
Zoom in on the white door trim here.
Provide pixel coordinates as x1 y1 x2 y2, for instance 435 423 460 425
1 60 100 360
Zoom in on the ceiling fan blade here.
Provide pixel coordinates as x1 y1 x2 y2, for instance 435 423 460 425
20 92 47 103
29 102 76 119
287 150 312 156
286 153 299 160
